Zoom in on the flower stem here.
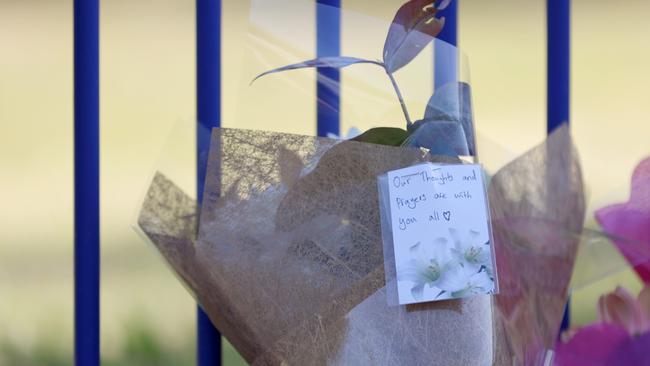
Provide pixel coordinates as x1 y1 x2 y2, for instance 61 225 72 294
385 68 412 128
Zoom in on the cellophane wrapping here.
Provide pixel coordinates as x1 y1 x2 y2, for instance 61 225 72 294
137 124 584 365
135 1 589 363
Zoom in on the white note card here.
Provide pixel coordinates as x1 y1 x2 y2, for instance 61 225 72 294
386 163 496 305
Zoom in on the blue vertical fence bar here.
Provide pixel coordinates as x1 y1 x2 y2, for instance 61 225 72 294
547 0 571 331
435 0 458 88
74 0 100 364
547 0 570 134
316 0 341 137
197 0 222 365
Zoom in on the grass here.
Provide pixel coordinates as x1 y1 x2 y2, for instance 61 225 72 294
0 319 246 366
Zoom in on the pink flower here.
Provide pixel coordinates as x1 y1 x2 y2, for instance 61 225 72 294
596 156 650 283
554 286 650 366
554 323 630 366
555 157 650 365
598 286 650 335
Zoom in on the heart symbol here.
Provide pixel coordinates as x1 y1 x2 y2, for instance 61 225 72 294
443 211 451 221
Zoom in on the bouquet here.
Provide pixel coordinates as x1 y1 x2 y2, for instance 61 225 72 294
135 1 604 364
554 156 650 366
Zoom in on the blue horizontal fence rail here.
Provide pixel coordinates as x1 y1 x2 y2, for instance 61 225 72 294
74 0 100 364
316 0 341 137
196 0 223 365
547 0 571 331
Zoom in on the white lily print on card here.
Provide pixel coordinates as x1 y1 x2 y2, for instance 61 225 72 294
397 238 452 301
436 262 494 298
449 228 494 279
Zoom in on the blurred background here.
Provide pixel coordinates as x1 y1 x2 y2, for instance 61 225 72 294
1 0 649 364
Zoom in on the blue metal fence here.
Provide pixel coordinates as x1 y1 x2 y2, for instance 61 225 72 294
548 0 570 133
196 0 223 364
73 0 100 364
316 0 342 137
73 1 570 364
547 0 571 331
435 0 458 87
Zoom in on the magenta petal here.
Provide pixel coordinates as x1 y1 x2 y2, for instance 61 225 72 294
554 323 629 366
630 157 650 203
596 156 650 283
598 207 650 282
607 331 650 365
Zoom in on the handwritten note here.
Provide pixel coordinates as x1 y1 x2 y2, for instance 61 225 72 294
386 163 496 305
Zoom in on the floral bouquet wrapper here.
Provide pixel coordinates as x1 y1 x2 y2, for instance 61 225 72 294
137 124 584 365
135 1 588 364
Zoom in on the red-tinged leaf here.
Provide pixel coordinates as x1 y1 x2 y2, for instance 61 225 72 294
252 56 383 84
383 0 447 73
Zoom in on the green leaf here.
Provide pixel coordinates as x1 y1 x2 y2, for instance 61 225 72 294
351 127 409 147
383 0 447 73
